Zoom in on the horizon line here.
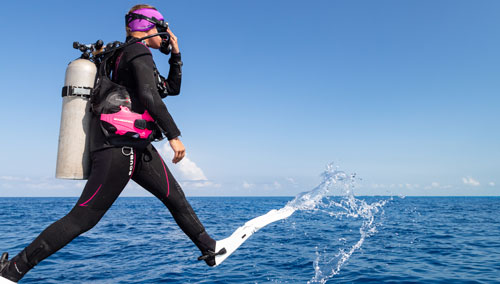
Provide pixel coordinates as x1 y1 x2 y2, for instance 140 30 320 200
0 195 498 198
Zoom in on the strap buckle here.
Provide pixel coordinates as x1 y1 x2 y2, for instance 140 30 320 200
121 146 133 156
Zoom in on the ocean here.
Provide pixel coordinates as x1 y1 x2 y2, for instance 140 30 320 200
1 182 499 283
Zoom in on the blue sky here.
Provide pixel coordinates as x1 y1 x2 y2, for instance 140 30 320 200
0 0 498 197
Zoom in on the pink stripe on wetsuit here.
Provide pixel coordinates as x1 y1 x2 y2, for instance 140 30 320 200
79 149 137 207
156 151 170 197
79 184 102 207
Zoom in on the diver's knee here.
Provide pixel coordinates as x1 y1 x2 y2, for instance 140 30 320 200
65 207 104 234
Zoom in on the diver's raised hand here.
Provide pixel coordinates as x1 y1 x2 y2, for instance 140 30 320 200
169 137 185 164
167 28 179 54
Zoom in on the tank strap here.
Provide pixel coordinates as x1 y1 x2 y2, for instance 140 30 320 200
61 86 92 98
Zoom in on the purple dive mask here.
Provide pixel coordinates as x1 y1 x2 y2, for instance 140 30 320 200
126 8 165 32
125 8 171 54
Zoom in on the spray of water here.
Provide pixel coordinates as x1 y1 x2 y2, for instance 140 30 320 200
283 164 389 283
216 164 388 282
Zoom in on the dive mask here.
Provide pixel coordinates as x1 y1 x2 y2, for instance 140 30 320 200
126 8 171 54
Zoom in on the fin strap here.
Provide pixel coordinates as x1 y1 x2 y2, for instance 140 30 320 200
0 252 9 273
197 248 227 261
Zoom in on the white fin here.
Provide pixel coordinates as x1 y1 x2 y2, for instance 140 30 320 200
214 206 296 266
0 276 17 284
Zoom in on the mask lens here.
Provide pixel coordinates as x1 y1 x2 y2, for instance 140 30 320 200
156 26 170 41
159 32 170 41
157 23 169 40
157 22 168 32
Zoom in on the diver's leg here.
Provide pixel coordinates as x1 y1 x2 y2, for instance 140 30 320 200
0 147 134 282
132 145 216 257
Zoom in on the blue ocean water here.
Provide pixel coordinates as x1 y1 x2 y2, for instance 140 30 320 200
1 195 499 283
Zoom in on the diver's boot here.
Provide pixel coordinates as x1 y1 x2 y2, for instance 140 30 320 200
0 253 17 284
197 247 227 267
196 232 226 267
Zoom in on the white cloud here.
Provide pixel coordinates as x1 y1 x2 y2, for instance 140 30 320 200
424 182 452 190
489 182 495 187
74 181 86 188
242 181 254 189
0 176 69 190
462 177 480 187
157 143 222 189
242 180 285 190
0 176 30 181
405 183 420 189
372 182 455 191
181 181 220 188
26 182 66 190
176 158 207 181
371 183 420 189
0 176 16 181
159 143 208 181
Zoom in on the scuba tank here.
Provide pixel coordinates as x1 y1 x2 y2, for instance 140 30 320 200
55 41 102 179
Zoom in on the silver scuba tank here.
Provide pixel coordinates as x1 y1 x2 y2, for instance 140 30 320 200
55 59 96 179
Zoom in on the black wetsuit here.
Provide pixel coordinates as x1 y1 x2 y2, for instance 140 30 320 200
1 38 215 282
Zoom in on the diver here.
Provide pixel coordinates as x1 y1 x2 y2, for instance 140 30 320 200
0 4 225 283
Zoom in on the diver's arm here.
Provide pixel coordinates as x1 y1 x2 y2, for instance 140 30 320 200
130 51 181 140
159 52 182 98
160 28 182 97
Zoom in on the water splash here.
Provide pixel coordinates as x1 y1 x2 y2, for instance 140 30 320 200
215 163 388 282
284 164 389 283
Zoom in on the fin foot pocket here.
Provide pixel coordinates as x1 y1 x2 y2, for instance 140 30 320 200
197 248 227 267
0 253 9 274
0 253 7 266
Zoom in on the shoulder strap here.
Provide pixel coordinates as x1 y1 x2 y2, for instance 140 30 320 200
112 51 124 81
95 34 159 77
